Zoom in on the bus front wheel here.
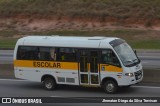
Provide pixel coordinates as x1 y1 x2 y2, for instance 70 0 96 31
103 80 118 94
43 77 57 90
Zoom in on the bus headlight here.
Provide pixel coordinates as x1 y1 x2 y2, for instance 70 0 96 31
125 73 134 77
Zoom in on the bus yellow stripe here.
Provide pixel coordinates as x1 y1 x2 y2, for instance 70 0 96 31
14 60 78 70
100 64 122 72
14 60 122 72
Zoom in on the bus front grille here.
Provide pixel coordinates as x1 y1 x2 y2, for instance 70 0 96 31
134 70 142 80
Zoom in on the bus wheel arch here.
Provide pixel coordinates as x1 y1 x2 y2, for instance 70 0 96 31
101 77 118 94
41 75 57 90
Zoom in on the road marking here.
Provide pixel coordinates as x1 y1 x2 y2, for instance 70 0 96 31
50 96 62 97
0 79 28 82
141 61 149 63
132 86 160 89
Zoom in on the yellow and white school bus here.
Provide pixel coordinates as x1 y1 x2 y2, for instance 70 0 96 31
14 36 143 93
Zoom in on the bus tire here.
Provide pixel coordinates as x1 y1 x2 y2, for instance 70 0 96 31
43 77 57 90
103 80 118 94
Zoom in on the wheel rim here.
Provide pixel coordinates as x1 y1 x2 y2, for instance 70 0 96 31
45 81 53 89
106 83 114 92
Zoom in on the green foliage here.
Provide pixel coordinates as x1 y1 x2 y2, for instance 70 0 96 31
0 29 159 49
129 40 160 49
0 38 17 49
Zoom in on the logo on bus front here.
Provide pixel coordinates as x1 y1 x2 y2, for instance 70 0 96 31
135 65 140 70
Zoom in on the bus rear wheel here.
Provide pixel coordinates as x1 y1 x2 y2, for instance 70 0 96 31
43 77 57 90
103 80 118 94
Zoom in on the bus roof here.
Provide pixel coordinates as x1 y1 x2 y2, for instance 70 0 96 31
16 36 119 48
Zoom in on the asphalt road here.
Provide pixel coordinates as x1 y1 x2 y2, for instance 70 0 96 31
0 50 13 64
0 79 160 106
0 50 160 69
137 50 160 69
0 79 160 97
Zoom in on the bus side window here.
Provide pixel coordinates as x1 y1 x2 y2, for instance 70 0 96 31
29 47 39 60
38 47 51 61
50 48 56 61
101 50 121 67
17 46 26 60
17 46 39 60
57 48 77 62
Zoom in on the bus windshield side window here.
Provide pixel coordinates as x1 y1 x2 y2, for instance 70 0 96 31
101 49 121 67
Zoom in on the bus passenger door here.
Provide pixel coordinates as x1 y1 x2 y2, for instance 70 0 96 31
79 50 89 85
89 50 100 85
79 50 100 86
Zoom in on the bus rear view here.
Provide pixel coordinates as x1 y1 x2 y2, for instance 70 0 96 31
14 36 143 94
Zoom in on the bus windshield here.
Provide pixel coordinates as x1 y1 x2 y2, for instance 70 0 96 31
110 39 140 67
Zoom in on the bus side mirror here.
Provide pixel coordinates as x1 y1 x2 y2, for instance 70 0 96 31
134 50 141 62
134 50 137 55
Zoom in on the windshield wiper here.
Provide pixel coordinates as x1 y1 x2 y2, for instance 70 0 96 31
125 60 133 63
124 60 133 65
124 59 139 67
132 59 138 63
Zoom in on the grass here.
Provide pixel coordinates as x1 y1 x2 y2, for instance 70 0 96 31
0 29 160 49
0 39 17 49
129 40 160 49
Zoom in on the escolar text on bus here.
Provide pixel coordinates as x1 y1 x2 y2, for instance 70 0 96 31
33 61 61 68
